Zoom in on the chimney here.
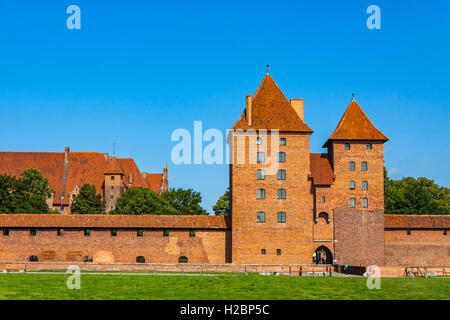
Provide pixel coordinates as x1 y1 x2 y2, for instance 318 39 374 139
290 99 304 121
64 146 70 162
246 95 252 126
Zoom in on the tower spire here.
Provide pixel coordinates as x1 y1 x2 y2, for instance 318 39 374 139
351 93 356 102
266 64 270 75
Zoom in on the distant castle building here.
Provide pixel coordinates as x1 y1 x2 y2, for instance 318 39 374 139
0 148 168 213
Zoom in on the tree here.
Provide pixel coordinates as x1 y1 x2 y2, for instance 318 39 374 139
161 188 208 215
0 169 56 214
213 187 230 216
71 184 105 214
111 187 178 215
384 167 449 215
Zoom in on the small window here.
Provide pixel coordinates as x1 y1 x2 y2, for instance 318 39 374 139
257 152 265 163
349 198 356 208
163 230 170 237
30 229 36 236
345 143 350 150
407 229 411 235
111 229 117 237
257 212 266 223
277 212 286 223
261 249 266 255
444 230 447 236
277 169 286 180
3 229 9 236
276 249 281 256
84 229 91 236
137 230 144 237
362 198 368 208
178 256 188 263
349 181 355 190
278 152 286 163
362 162 368 171
111 176 115 181
362 181 368 191
277 188 286 199
29 255 38 262
256 137 262 145
57 229 63 236
321 196 325 203
83 256 93 262
349 161 355 171
367 143 372 150
257 169 265 180
257 188 266 199
136 256 145 263
280 138 286 146
189 230 196 237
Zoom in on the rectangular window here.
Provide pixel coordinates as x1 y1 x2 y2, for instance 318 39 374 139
189 230 196 237
257 212 266 223
163 230 170 237
257 188 266 199
277 212 286 223
277 169 286 180
407 229 411 235
30 229 36 236
84 229 91 237
345 143 350 150
137 230 144 237
276 249 281 256
111 229 117 237
349 181 355 190
261 249 266 255
111 176 115 181
3 229 9 236
257 169 265 180
362 198 368 208
277 189 286 199
362 181 368 191
349 198 356 208
278 152 286 163
361 162 368 171
256 137 262 145
257 152 265 163
444 230 447 236
321 196 325 203
367 143 372 150
349 161 355 171
280 138 286 146
57 229 63 236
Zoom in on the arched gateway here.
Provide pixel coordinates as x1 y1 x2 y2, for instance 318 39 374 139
313 246 333 265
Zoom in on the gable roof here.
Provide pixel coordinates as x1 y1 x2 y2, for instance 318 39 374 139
0 151 164 206
144 173 164 193
323 100 388 147
231 75 313 132
309 153 335 186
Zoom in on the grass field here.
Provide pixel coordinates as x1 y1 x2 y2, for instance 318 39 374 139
0 273 448 300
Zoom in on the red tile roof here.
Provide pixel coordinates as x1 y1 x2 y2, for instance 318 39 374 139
0 151 164 206
0 214 230 229
309 153 335 185
384 215 450 229
232 75 313 132
145 173 164 193
323 101 388 147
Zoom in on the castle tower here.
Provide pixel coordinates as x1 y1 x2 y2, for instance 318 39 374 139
104 156 124 213
229 73 314 264
323 97 388 210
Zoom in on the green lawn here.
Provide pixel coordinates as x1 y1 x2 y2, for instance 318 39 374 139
0 273 448 300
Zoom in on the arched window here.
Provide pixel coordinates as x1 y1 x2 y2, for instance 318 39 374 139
257 169 265 180
361 161 368 171
257 188 266 199
277 212 286 223
278 152 286 163
277 169 286 180
277 188 286 199
349 161 355 171
178 256 188 263
136 256 145 263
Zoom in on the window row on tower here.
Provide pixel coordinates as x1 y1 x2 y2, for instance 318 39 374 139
349 161 368 171
257 169 286 180
257 211 286 223
350 198 369 208
257 188 286 199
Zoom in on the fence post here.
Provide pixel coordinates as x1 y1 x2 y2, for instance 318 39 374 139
244 265 247 276
289 266 292 277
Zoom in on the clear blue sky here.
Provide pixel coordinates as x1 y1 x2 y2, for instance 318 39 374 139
0 1 449 213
